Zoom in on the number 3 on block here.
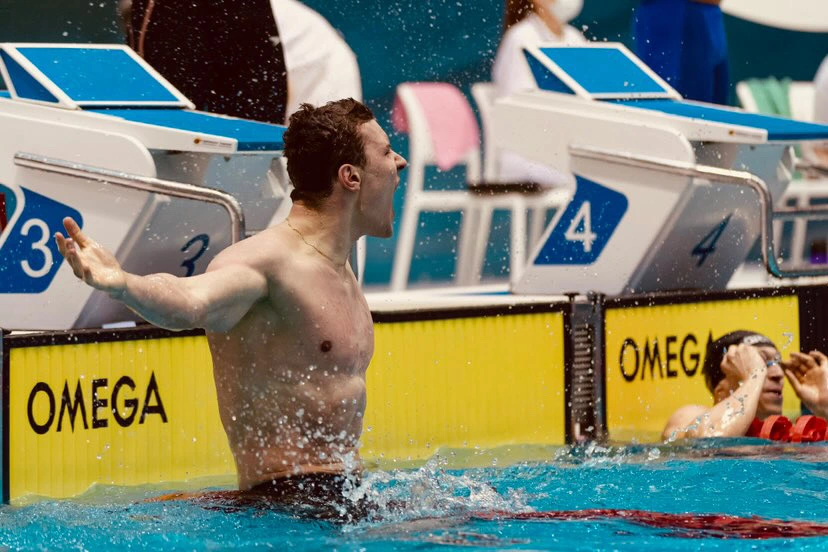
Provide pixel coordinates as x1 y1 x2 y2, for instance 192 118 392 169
0 187 82 293
19 218 53 278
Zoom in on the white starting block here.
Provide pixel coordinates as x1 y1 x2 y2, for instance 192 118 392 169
0 44 289 329
494 44 828 296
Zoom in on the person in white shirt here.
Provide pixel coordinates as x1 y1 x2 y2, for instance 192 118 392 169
271 0 362 121
491 0 586 187
119 0 361 124
493 0 586 97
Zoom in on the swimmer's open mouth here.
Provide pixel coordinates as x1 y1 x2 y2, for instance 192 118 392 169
762 389 783 399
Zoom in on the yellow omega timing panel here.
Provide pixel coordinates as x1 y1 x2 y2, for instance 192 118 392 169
2 305 567 501
363 308 567 466
4 329 235 502
604 293 800 442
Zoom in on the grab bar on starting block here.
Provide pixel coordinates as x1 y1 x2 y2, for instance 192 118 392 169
13 152 246 243
569 145 828 280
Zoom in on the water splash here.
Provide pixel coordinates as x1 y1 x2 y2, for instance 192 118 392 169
340 455 531 529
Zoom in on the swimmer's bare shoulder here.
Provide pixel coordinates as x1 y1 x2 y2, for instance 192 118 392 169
206 224 293 276
200 224 309 325
662 405 708 440
167 226 299 334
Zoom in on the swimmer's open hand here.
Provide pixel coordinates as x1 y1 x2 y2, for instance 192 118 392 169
784 351 828 418
55 217 127 297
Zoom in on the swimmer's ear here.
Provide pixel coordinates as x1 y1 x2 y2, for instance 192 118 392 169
338 163 361 192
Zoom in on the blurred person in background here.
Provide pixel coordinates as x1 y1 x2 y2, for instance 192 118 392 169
121 0 288 124
493 0 586 97
491 0 586 187
272 0 362 121
633 0 729 105
120 0 360 125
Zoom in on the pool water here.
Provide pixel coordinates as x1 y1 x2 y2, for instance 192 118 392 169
3 441 828 550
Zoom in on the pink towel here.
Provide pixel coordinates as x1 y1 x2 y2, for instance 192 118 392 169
392 82 479 171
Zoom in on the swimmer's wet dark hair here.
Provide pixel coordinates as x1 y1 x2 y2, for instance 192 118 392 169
702 330 777 392
283 98 375 207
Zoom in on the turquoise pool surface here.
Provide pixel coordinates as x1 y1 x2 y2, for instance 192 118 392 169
3 441 828 550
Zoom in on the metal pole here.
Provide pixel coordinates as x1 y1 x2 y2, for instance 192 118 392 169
14 152 246 243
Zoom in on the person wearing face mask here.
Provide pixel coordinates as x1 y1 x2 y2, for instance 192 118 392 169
491 0 586 187
633 0 729 105
493 0 586 98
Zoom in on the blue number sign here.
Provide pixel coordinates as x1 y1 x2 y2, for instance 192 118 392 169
0 186 82 293
534 176 628 265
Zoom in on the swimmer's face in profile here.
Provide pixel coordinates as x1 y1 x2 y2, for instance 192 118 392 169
355 119 406 238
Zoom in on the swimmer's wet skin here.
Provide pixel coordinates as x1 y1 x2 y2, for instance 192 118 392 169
55 99 407 515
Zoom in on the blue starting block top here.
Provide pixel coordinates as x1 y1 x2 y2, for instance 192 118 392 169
0 44 190 108
89 108 286 152
613 99 828 142
524 43 828 143
523 44 680 100
0 43 286 151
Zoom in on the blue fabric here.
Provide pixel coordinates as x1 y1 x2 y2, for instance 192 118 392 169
633 0 729 105
0 51 59 103
613 99 828 141
0 90 10 98
88 108 286 151
18 47 180 104
538 47 669 96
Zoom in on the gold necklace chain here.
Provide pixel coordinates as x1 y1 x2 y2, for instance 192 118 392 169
286 218 345 266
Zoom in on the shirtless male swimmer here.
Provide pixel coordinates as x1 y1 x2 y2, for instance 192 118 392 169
55 99 407 517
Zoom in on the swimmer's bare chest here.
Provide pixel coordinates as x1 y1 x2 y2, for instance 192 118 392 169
209 268 373 390
206 263 374 484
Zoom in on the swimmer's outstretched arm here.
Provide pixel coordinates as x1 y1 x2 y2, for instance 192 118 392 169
784 350 828 419
55 217 268 332
662 344 766 440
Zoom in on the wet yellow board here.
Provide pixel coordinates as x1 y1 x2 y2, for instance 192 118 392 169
5 309 567 501
364 312 567 466
9 335 234 501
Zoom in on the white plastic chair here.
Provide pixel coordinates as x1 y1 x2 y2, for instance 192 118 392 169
469 82 571 284
391 82 562 290
389 82 481 291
